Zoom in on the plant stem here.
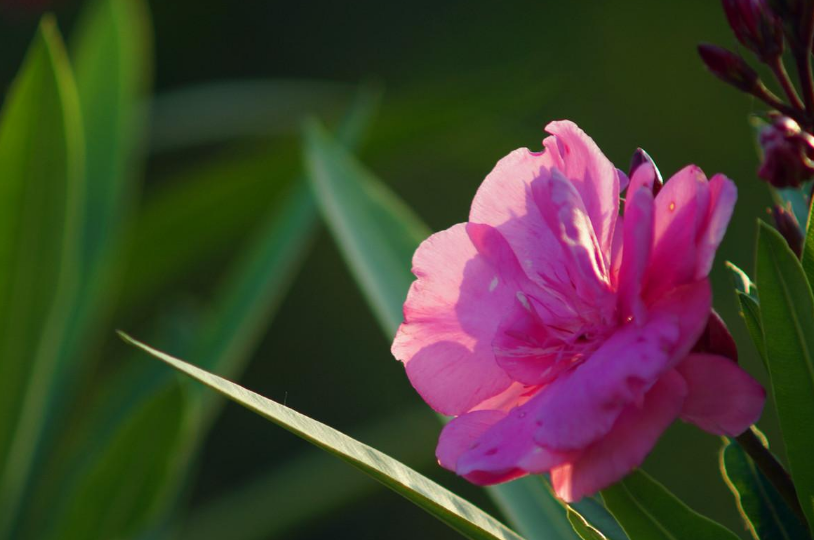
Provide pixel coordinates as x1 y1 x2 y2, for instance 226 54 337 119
752 82 810 125
769 56 805 110
794 13 814 127
736 427 808 527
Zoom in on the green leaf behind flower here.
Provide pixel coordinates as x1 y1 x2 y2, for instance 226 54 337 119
756 220 814 530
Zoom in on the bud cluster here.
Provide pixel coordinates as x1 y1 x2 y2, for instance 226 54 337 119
700 0 814 190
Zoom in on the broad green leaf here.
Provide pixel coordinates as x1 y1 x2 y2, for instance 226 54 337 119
568 508 608 540
149 79 351 153
601 469 741 540
120 334 526 540
0 18 84 537
803 195 814 287
756 220 814 529
302 119 583 540
180 407 438 540
720 436 808 540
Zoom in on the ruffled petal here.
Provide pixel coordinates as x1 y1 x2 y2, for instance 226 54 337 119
437 410 506 471
392 223 517 415
551 369 687 502
677 353 765 435
543 120 622 262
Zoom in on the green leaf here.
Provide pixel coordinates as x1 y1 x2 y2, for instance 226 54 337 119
0 18 84 537
802 195 814 288
720 436 808 540
149 79 351 153
568 508 608 540
302 118 586 540
725 262 767 368
756 220 814 529
601 469 741 540
179 407 438 540
120 333 526 540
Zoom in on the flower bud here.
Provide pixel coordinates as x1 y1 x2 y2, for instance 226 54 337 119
766 0 814 51
722 0 784 61
628 148 664 195
758 115 814 188
771 203 804 256
698 44 761 93
692 310 739 362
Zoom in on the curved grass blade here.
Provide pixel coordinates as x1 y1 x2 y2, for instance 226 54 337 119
120 333 526 540
601 469 741 540
756 220 814 530
0 18 85 537
720 435 808 540
303 118 591 540
568 508 608 540
180 407 437 540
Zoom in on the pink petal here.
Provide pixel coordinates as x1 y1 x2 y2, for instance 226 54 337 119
695 174 737 279
551 369 687 502
644 165 711 300
532 280 710 452
617 188 654 323
437 410 506 471
677 353 765 435
543 120 622 263
455 402 574 483
532 169 613 304
392 223 517 415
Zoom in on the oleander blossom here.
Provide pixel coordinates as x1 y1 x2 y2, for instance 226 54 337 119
391 120 765 501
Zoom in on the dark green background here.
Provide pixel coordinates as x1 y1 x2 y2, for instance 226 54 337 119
1 1 780 538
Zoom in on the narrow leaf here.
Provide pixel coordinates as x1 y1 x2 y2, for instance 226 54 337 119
756 220 814 529
803 195 814 287
568 508 608 540
303 118 590 540
601 469 741 540
120 333 526 540
720 437 808 540
0 18 84 536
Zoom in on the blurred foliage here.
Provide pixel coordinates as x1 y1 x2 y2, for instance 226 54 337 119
0 0 794 538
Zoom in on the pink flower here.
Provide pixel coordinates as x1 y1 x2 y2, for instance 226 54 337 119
391 120 765 501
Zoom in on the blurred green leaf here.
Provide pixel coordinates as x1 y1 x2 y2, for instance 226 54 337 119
756 220 814 530
720 435 808 540
149 79 351 153
725 262 767 368
802 200 814 288
0 18 84 537
180 406 438 540
302 118 582 540
567 508 608 540
120 333 527 540
601 469 740 540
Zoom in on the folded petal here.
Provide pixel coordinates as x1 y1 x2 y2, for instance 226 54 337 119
543 120 622 262
677 353 765 436
551 369 687 502
695 174 737 279
437 410 506 471
392 223 516 415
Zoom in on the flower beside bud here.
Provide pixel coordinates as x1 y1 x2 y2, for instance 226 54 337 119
758 115 814 188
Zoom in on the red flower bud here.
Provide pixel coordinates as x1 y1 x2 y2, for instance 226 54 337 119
771 203 804 256
722 0 784 61
758 115 814 188
698 44 762 93
692 310 739 362
766 0 814 51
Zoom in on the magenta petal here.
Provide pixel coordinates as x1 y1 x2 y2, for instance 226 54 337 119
551 369 687 502
437 410 506 471
677 353 765 435
695 174 737 280
617 188 654 322
456 403 574 482
645 165 711 299
392 223 515 415
543 120 622 261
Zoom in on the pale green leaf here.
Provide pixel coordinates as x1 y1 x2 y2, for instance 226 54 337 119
568 508 608 540
120 333 526 540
